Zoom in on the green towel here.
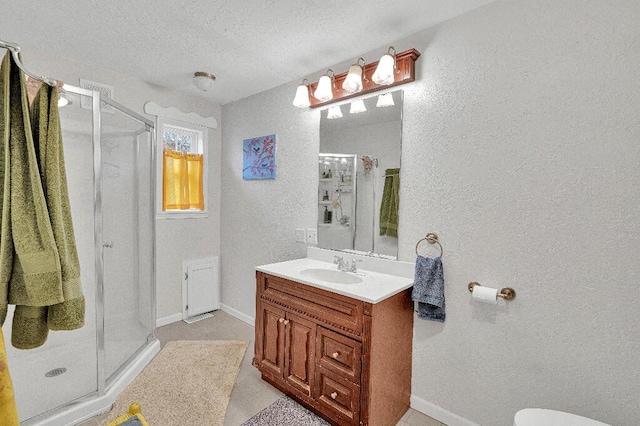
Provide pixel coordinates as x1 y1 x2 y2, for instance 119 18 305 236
0 53 14 326
4 52 63 307
31 84 84 331
1 51 66 349
11 305 48 350
379 168 400 238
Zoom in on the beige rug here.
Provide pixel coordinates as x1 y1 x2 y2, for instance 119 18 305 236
105 340 248 425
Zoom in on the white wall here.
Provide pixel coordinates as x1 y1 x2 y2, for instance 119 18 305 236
220 87 319 318
221 0 640 424
8 46 222 321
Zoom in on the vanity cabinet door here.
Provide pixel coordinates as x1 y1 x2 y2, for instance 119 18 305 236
257 303 286 378
284 313 316 396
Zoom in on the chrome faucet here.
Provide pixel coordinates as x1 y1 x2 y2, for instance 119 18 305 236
334 255 362 273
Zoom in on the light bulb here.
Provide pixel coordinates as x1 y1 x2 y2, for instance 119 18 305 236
376 93 395 107
314 74 334 102
372 51 395 85
349 99 367 114
292 83 310 108
58 93 72 107
327 106 343 119
342 64 363 94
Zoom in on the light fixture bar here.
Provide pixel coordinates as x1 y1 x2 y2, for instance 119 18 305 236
307 48 420 109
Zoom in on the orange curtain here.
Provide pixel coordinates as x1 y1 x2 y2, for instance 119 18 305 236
162 149 204 211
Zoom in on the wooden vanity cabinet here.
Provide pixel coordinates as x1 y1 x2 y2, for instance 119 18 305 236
254 271 414 426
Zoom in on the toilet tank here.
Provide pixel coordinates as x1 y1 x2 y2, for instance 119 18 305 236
514 409 610 426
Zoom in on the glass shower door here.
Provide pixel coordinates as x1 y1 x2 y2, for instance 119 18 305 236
100 103 154 384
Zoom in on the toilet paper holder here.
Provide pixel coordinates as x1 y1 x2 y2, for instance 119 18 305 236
468 282 516 300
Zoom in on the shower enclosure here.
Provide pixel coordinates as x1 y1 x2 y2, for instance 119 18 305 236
1 85 158 425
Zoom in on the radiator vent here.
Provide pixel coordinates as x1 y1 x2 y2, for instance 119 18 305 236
79 78 115 114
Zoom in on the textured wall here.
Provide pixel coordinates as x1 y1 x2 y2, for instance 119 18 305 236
3 46 222 320
220 85 319 317
398 0 640 424
221 0 640 424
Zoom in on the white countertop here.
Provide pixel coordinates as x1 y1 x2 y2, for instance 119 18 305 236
256 249 415 304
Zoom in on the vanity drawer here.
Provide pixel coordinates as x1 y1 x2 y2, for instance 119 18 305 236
258 272 364 339
314 367 360 426
317 327 361 385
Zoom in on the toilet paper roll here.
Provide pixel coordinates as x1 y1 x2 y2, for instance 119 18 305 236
472 285 498 304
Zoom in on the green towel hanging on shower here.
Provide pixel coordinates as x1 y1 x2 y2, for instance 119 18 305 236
1 52 64 349
0 53 14 326
31 83 85 331
379 168 400 238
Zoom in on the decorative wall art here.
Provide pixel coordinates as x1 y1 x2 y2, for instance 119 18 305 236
243 134 277 180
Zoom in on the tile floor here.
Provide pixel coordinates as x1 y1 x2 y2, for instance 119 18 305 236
78 311 445 425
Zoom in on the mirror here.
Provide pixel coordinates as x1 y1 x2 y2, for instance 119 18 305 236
317 90 402 259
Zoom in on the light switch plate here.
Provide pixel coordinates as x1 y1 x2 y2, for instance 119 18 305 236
295 228 306 243
306 228 318 245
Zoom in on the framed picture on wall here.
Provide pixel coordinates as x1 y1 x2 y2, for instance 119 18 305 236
243 134 276 180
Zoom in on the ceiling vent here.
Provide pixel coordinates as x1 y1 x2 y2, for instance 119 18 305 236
79 78 115 114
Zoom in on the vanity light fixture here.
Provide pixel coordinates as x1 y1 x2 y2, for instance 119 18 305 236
376 92 395 107
372 46 397 85
342 58 366 94
193 71 216 92
292 79 311 108
293 48 420 109
327 105 343 119
314 69 335 102
349 99 367 114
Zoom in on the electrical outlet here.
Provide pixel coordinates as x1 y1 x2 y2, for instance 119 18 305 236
295 228 306 243
306 228 318 245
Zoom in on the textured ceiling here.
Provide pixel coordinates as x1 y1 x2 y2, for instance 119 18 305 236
0 0 494 105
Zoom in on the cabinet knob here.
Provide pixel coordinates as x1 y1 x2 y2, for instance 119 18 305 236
332 352 340 359
330 392 337 400
279 318 284 323
284 319 290 325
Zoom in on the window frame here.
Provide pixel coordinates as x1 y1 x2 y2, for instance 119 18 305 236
144 102 218 220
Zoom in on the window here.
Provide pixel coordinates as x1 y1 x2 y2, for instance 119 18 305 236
161 123 205 211
144 102 218 219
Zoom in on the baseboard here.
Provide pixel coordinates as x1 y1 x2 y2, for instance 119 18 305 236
156 313 183 328
220 303 255 327
410 394 479 426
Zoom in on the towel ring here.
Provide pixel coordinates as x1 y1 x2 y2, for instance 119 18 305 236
415 232 443 257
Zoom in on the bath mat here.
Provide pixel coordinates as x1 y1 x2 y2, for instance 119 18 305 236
241 396 330 426
105 340 248 426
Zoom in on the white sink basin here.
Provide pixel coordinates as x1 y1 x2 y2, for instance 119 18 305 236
299 268 364 284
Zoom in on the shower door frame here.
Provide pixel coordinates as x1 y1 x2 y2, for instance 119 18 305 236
96 90 157 391
22 84 158 425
